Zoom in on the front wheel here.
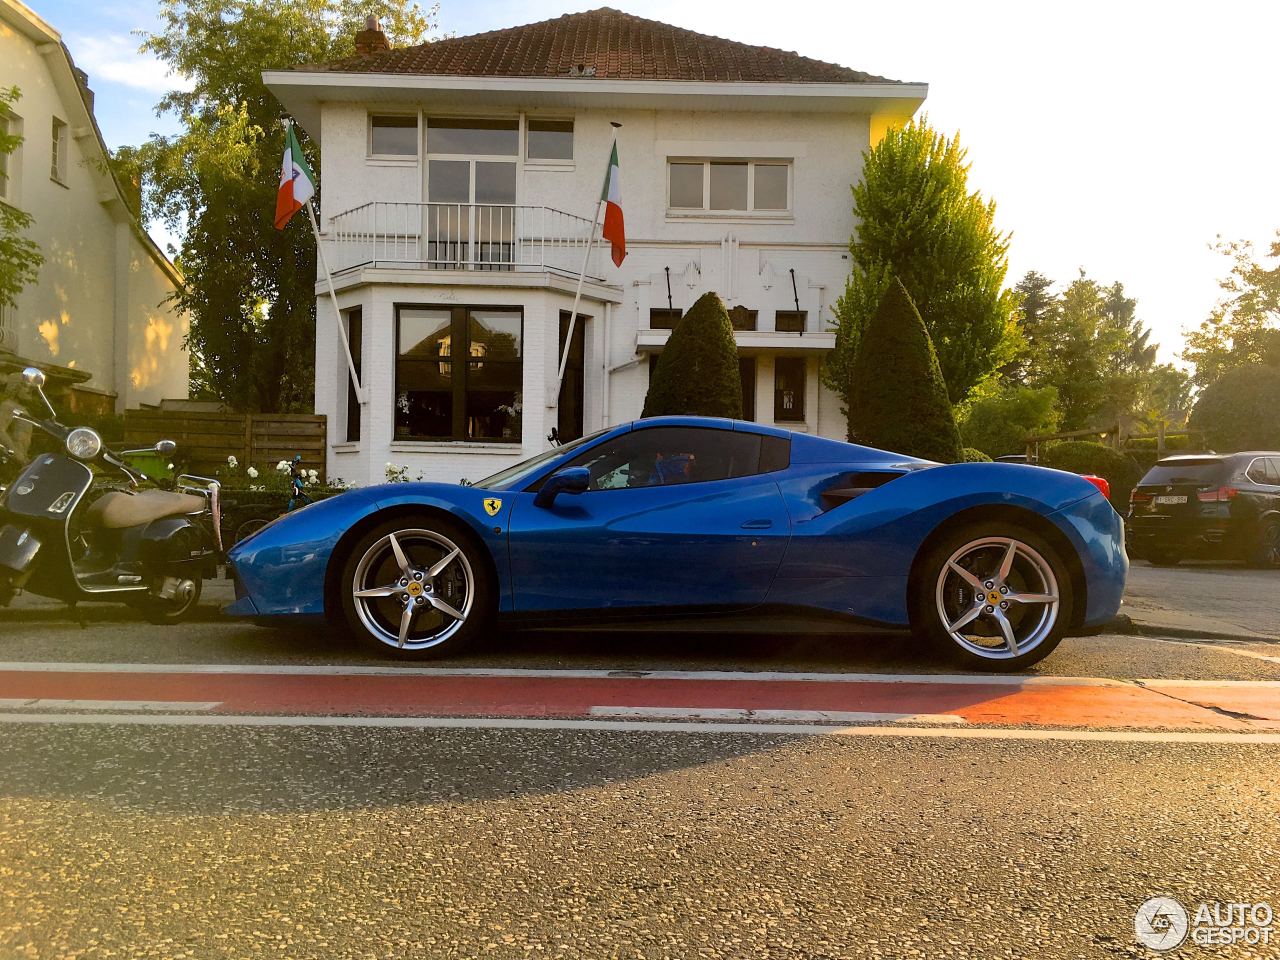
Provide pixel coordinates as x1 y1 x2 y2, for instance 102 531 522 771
337 515 493 659
911 523 1074 672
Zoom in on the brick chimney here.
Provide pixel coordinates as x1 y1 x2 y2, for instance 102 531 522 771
354 16 390 56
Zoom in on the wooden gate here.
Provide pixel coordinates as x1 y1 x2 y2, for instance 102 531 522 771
122 411 327 481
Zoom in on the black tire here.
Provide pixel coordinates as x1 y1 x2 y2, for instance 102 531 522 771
910 521 1074 672
233 517 272 544
337 513 494 660
1248 518 1280 569
1145 550 1182 567
129 577 203 624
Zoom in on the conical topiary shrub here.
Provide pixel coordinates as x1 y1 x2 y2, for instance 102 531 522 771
642 292 743 419
847 279 963 462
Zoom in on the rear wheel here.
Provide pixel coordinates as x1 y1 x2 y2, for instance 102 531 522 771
911 523 1073 672
1249 519 1280 569
338 515 493 659
128 577 203 624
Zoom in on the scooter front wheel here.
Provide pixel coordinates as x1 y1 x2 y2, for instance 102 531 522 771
127 577 203 624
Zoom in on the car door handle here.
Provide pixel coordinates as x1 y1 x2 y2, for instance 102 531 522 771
740 518 773 530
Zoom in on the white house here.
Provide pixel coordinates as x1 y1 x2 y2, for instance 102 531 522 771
264 7 925 486
0 0 189 413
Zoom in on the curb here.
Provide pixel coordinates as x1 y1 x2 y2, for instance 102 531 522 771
1108 613 1279 645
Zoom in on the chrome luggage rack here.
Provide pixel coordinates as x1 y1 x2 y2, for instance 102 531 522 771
176 474 224 553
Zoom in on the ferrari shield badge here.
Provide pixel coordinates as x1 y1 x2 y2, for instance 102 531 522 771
483 497 503 517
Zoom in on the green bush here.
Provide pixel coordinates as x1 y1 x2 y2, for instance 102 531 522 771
642 292 742 419
958 385 1061 458
1189 364 1280 452
1040 440 1142 508
960 447 992 462
847 279 962 462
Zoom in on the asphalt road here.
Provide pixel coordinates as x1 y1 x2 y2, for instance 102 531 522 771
1124 560 1280 641
0 565 1277 958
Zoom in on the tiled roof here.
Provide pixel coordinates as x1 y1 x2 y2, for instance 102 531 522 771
293 7 897 84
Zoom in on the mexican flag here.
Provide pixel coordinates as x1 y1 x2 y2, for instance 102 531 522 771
274 123 316 229
600 142 625 267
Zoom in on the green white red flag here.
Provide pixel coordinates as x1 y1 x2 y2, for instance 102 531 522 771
600 141 625 267
274 123 316 229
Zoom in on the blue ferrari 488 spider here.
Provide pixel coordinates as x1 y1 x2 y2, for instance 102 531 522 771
225 417 1127 670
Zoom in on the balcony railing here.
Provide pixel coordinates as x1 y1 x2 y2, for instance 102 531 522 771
326 201 604 280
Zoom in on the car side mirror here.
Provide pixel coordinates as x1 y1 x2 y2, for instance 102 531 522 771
534 466 590 508
20 367 46 389
155 439 177 456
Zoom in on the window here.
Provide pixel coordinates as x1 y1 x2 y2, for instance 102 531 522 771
774 357 806 422
50 117 68 184
667 160 792 213
1269 459 1280 485
370 115 418 157
395 305 522 442
344 308 362 442
739 357 757 421
427 118 518 156
0 301 14 351
527 119 573 161
649 308 682 329
775 310 806 333
728 306 757 331
562 427 788 490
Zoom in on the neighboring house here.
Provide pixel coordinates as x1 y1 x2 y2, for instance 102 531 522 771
265 7 925 486
0 0 188 413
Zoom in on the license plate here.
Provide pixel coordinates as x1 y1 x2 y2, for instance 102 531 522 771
1154 495 1187 505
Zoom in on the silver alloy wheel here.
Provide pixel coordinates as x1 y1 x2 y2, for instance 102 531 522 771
934 536 1060 660
350 528 474 651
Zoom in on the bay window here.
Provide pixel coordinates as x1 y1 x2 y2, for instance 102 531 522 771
395 305 523 442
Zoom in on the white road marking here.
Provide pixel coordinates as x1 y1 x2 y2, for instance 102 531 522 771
0 698 220 711
590 706 966 724
0 711 1276 744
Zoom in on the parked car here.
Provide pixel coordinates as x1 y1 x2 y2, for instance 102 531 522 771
1127 453 1280 567
995 454 1038 465
226 417 1127 671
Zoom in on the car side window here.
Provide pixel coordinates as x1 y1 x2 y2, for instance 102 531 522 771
1267 458 1280 486
1246 459 1271 484
562 427 779 490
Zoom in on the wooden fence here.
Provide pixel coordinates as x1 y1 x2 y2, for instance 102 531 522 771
122 411 327 481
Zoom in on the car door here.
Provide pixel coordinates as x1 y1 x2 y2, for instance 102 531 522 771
506 425 792 615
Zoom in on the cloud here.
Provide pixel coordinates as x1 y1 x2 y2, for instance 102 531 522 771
65 33 193 94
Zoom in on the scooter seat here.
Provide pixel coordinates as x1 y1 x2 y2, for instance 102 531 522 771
84 489 207 530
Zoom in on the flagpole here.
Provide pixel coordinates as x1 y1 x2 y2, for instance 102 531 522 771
286 119 367 406
554 123 619 404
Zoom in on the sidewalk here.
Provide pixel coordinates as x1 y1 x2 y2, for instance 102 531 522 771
1120 561 1280 642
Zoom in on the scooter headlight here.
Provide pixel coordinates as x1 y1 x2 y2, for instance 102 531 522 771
66 427 103 460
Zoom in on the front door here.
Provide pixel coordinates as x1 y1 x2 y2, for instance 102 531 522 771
507 425 791 615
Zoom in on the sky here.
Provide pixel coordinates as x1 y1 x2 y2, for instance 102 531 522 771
29 0 1280 365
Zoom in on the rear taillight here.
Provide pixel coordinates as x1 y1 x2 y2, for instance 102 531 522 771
1197 486 1238 503
1082 475 1111 499
1130 489 1152 503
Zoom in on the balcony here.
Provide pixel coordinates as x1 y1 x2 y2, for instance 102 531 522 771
326 201 606 281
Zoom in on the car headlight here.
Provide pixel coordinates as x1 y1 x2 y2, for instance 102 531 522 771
66 427 103 460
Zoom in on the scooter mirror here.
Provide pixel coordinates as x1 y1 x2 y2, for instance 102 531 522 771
155 439 177 455
20 367 46 388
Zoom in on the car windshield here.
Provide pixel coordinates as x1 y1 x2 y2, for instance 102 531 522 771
1139 459 1227 486
472 427 615 491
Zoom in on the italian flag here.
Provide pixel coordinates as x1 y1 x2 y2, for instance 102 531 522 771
600 142 625 267
274 123 316 229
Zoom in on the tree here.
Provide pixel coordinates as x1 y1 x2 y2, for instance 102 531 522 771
826 118 1020 407
642 292 742 419
847 279 961 462
0 86 43 315
958 385 1061 458
133 0 439 410
1183 234 1280 386
1189 363 1280 452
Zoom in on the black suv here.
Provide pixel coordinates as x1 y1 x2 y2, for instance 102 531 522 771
1127 453 1280 567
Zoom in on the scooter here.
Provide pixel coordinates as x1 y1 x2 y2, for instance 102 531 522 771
0 367 224 621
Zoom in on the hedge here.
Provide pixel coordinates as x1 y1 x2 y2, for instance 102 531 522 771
642 292 743 419
1040 441 1142 509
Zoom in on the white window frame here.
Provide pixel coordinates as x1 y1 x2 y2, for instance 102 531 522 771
666 159 793 218
0 109 13 202
367 112 420 163
50 116 68 186
523 116 575 167
424 116 520 205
